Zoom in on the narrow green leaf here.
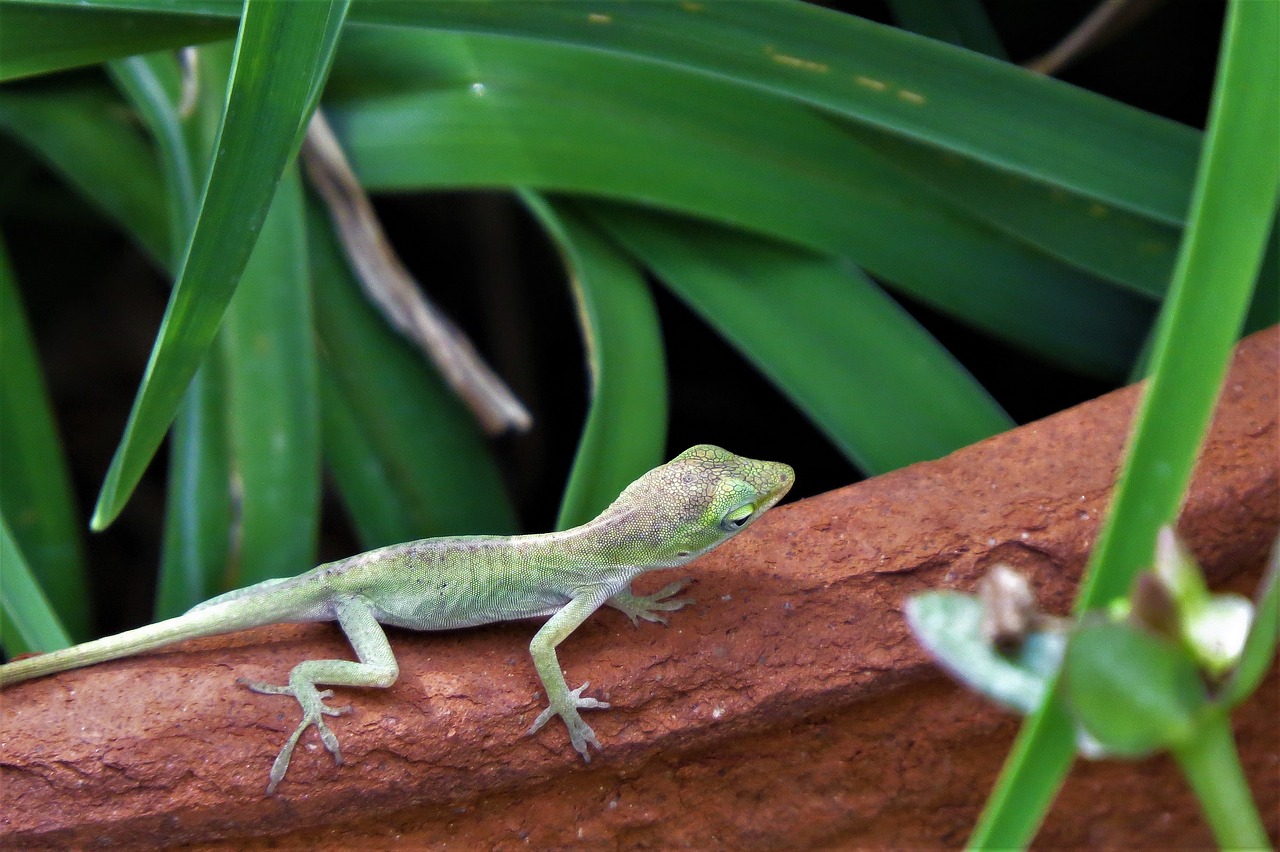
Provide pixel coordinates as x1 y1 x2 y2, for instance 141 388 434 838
520 192 667 530
0 238 90 639
221 167 319 586
349 0 1200 224
965 690 1080 850
307 197 516 539
588 203 1012 474
970 3 1280 845
0 1 234 82
0 512 73 656
90 0 351 529
111 44 238 617
1074 1 1280 613
844 122 1181 297
1064 621 1208 756
107 51 201 260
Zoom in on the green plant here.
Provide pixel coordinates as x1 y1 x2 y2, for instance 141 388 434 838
909 528 1278 849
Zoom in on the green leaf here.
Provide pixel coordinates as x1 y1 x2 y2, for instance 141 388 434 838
6 2 1186 378
106 51 202 261
905 592 1064 715
0 1 234 82
0 238 90 640
0 511 73 656
1064 621 1208 756
1220 535 1280 708
520 193 667 530
1074 0 1279 624
1171 709 1271 849
318 369 419 549
307 197 516 541
221 167 319 586
845 123 1181 298
588 203 1012 473
90 0 351 529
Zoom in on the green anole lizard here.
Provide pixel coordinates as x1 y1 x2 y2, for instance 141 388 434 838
0 445 793 794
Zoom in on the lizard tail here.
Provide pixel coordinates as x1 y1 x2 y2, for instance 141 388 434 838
0 589 325 687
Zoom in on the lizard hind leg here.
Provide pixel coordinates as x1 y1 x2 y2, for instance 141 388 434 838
237 596 399 794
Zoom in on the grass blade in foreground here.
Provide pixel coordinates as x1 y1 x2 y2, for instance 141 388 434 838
521 192 667 530
91 0 350 530
969 3 1280 846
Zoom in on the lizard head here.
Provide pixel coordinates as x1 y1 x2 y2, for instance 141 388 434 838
607 444 794 567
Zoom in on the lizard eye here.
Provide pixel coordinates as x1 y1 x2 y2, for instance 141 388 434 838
720 504 755 532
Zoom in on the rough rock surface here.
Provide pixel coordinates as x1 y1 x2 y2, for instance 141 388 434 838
1 327 1276 849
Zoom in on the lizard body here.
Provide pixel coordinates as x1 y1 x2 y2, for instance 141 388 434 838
0 445 793 793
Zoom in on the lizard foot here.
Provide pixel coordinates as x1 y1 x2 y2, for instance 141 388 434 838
237 677 353 794
527 681 610 761
611 578 695 626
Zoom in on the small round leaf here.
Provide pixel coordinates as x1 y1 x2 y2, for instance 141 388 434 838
1065 621 1209 757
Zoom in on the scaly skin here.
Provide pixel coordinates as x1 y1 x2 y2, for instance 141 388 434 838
0 445 793 793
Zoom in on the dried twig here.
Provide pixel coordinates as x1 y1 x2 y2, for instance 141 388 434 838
1025 0 1164 76
302 111 531 435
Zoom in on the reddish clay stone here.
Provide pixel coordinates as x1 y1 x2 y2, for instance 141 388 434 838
1 328 1276 849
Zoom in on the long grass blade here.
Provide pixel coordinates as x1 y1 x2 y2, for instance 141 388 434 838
90 0 350 529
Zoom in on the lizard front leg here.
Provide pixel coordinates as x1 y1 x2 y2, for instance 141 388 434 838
527 589 613 760
239 596 398 793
